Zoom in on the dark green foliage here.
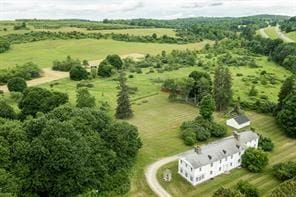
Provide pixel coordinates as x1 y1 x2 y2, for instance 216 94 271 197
272 43 296 72
258 135 274 152
213 66 232 111
0 104 141 196
0 100 16 120
248 86 258 96
115 73 133 119
240 99 277 114
69 65 88 81
52 56 81 71
19 87 69 117
277 75 296 110
0 62 41 84
0 38 10 53
212 187 243 197
236 180 259 197
7 77 27 92
280 16 296 33
106 54 123 69
13 22 28 30
242 148 269 172
272 161 296 181
199 94 215 120
180 117 226 145
267 178 296 197
181 128 196 146
97 61 113 77
241 26 256 40
277 94 296 138
76 88 96 108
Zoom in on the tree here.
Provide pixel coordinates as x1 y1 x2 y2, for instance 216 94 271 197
258 135 274 152
272 161 296 181
213 187 243 197
277 94 296 138
277 75 296 110
0 38 10 53
97 61 113 77
199 94 215 120
242 148 269 172
236 180 259 197
0 99 16 119
70 65 88 81
115 72 133 119
181 128 196 146
106 54 123 69
76 88 96 108
19 87 68 117
7 77 27 92
82 59 89 67
213 66 232 111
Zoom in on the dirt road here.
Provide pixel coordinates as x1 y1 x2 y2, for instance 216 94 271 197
275 25 295 43
145 155 178 197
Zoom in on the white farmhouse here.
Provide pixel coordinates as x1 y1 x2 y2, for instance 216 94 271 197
226 115 251 130
178 131 259 186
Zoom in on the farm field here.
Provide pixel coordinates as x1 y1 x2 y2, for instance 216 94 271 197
157 110 296 197
0 39 209 69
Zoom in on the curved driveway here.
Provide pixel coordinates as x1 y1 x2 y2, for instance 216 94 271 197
145 155 178 197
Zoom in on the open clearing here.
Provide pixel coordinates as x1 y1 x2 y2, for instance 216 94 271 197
156 111 296 196
0 39 209 69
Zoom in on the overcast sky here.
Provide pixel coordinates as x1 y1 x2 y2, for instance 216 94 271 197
0 0 295 20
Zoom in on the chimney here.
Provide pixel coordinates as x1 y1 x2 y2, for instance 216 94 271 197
194 146 201 154
233 131 241 141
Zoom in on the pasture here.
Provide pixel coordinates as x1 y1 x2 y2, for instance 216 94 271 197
286 31 296 41
157 111 296 196
0 39 209 69
264 26 278 39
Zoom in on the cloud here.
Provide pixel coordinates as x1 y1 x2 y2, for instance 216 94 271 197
210 2 223 7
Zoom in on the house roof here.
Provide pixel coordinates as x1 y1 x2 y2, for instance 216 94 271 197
233 115 250 125
179 131 259 169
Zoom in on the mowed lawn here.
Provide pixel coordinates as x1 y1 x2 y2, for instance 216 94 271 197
286 31 296 41
157 111 296 197
0 39 209 69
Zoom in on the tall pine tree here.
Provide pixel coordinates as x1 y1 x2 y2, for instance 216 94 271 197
116 72 133 119
213 66 232 111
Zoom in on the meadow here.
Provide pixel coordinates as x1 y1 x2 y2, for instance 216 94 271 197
0 39 208 69
263 26 278 39
286 31 296 41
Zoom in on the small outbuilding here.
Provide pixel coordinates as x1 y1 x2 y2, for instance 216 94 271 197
163 169 172 182
226 115 250 130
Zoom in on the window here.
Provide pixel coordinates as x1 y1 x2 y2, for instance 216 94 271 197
180 160 183 164
211 163 213 167
231 155 233 159
202 175 205 179
185 163 187 168
180 168 183 173
190 167 193 172
190 176 193 181
210 171 213 175
230 163 232 166
239 152 241 155
238 159 241 163
225 157 228 161
199 167 202 171
219 167 221 171
185 172 188 177
220 160 222 164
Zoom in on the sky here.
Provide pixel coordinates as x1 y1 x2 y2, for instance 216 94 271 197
0 0 295 20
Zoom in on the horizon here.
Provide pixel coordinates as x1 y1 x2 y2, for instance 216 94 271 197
1 0 295 20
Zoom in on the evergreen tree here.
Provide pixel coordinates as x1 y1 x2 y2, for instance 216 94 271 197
213 66 232 111
199 94 215 120
116 72 133 119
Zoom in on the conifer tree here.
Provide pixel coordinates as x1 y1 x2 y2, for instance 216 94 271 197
199 94 215 120
116 72 133 119
213 66 232 111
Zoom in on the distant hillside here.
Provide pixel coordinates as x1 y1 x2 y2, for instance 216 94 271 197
280 16 296 33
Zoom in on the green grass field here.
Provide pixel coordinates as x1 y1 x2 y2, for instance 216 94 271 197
286 31 296 41
0 39 209 69
264 27 278 39
157 110 296 197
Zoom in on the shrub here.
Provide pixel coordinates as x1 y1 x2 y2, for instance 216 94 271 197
0 38 10 53
7 77 27 92
196 127 211 141
258 135 274 152
272 161 296 181
267 178 296 197
181 128 196 146
76 80 94 88
52 56 81 71
248 86 258 96
0 99 16 119
210 122 227 137
242 148 269 172
98 63 113 77
236 180 259 197
70 65 88 81
10 92 23 102
106 54 123 69
213 187 243 197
